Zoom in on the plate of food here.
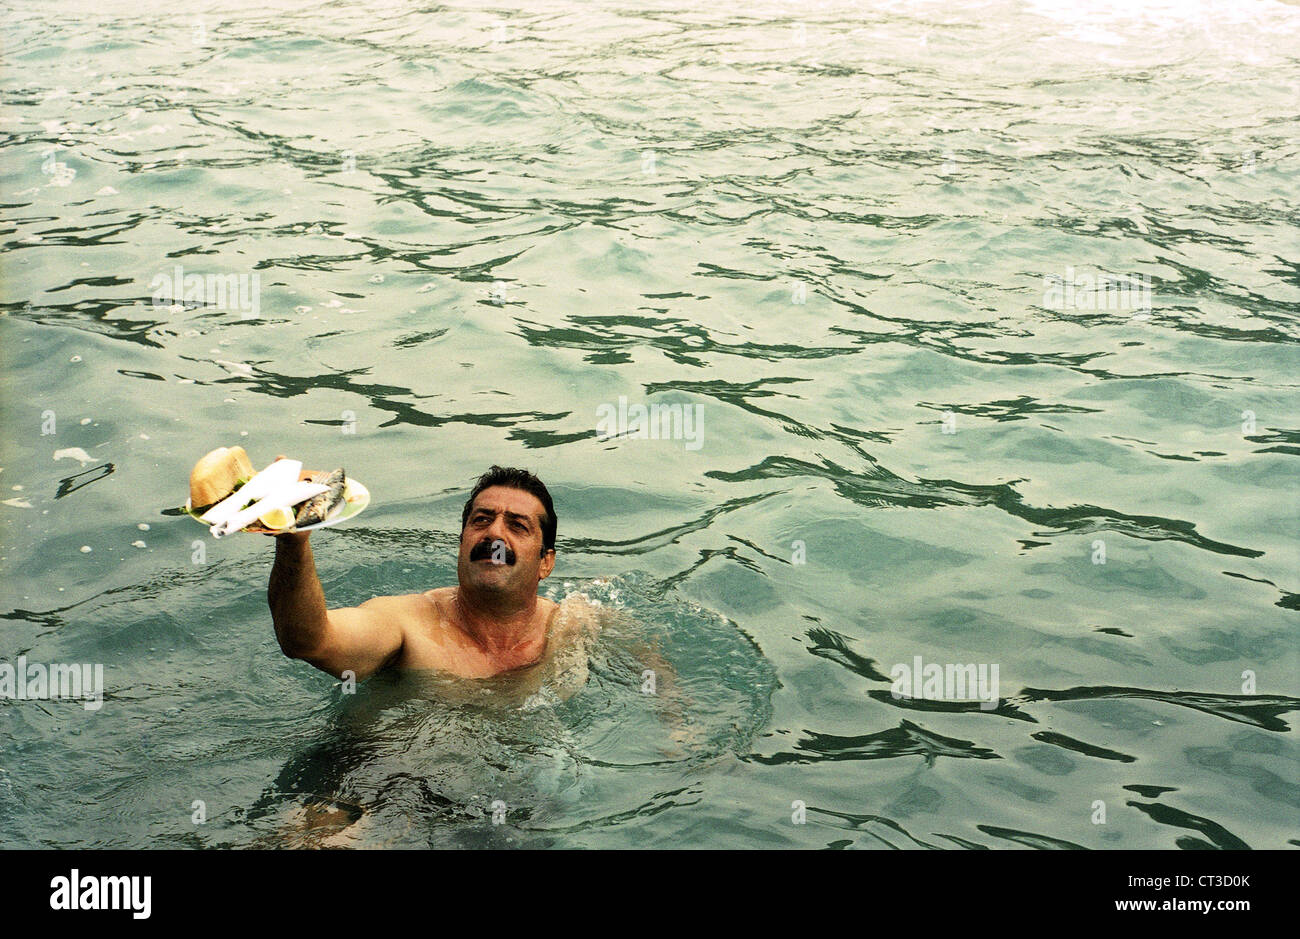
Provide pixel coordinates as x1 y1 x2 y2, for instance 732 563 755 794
184 446 369 536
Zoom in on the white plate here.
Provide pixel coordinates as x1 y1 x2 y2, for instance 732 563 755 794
186 478 370 535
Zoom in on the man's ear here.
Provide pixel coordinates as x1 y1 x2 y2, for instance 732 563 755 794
538 548 555 581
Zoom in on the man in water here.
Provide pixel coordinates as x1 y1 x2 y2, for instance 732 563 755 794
265 463 695 845
268 464 589 682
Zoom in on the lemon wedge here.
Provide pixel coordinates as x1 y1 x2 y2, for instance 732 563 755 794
258 506 296 531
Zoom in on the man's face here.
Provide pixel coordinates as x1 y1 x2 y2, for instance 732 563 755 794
457 485 555 599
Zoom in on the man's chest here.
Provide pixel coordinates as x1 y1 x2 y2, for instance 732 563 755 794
396 628 540 678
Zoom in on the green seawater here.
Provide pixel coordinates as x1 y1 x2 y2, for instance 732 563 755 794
1 0 1297 849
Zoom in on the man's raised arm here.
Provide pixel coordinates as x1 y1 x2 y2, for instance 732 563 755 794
267 531 404 680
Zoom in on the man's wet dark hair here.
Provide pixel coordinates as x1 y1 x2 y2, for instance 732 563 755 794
461 465 556 556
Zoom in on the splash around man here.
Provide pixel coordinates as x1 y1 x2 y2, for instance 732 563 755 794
268 465 586 681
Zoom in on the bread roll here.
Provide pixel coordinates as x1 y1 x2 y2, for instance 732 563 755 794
189 446 255 508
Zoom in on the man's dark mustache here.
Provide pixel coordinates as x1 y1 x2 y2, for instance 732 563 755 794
469 538 516 565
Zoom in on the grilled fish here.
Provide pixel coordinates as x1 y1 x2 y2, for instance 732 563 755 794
294 468 346 526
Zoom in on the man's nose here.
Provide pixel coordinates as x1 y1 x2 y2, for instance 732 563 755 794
484 516 511 544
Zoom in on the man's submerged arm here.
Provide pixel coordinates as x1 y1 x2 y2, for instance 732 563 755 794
267 532 405 680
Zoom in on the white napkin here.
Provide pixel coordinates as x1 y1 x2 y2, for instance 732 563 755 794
210 479 330 538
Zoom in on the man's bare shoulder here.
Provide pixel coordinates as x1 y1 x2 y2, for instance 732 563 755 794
350 590 439 618
550 591 606 639
419 586 456 610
